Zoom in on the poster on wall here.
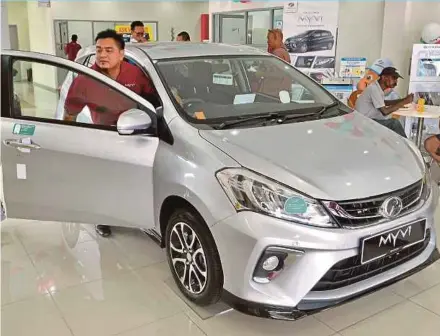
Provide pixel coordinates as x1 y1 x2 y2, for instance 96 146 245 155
115 23 157 42
404 44 440 137
282 1 339 75
339 57 367 78
409 44 440 82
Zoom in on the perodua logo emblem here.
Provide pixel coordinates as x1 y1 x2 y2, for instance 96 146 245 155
379 196 403 218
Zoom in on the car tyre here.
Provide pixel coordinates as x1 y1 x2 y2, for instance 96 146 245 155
299 43 308 53
165 208 223 306
327 42 334 50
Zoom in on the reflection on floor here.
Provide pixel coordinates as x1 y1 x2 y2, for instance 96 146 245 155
2 206 440 336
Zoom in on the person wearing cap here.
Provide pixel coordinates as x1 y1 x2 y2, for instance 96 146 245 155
355 67 413 137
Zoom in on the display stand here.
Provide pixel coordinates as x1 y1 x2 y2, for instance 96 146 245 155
405 44 440 140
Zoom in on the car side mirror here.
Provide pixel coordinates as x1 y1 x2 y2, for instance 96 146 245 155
117 109 153 135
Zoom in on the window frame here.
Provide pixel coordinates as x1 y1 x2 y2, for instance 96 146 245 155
212 7 284 47
5 54 158 136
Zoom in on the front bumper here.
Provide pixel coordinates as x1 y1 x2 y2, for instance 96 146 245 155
211 185 438 319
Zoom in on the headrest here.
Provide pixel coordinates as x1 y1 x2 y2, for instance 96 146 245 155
212 63 230 74
190 61 213 85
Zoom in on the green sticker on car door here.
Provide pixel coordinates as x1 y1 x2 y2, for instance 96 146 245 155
12 124 35 136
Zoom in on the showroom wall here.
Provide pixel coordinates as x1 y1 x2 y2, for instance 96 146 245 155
209 0 440 95
209 1 385 70
1 2 10 49
51 1 208 42
6 1 30 51
381 1 440 95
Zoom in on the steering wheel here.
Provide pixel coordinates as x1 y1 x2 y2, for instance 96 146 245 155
182 98 206 109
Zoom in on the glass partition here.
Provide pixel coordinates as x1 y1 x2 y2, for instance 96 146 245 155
212 8 283 46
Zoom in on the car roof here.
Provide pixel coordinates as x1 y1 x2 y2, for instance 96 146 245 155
83 42 268 60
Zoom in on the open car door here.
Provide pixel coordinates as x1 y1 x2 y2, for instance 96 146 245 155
1 50 159 229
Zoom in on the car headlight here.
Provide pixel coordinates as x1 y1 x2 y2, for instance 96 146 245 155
216 168 335 227
422 168 433 200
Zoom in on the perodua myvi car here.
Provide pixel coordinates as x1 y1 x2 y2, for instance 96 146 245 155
1 43 438 320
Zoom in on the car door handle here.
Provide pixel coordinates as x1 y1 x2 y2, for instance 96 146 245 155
3 139 41 150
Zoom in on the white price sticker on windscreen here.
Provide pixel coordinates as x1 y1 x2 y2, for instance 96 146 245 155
213 73 233 86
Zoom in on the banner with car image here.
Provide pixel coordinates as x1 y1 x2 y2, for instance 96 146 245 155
282 1 339 77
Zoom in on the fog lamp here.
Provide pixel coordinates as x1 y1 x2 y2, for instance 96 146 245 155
262 256 280 271
253 247 303 284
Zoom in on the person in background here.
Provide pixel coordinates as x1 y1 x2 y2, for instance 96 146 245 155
267 29 291 63
64 29 159 237
355 67 413 137
64 34 82 61
130 21 147 43
176 31 191 42
425 134 440 162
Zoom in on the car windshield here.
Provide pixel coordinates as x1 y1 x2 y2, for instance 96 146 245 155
156 55 338 124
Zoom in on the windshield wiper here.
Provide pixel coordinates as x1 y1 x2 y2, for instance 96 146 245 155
214 112 317 130
315 101 340 118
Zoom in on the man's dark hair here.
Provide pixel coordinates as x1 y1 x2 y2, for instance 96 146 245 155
95 29 125 50
71 34 78 42
177 31 191 41
131 21 144 31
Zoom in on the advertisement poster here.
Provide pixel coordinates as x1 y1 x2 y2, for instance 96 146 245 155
115 23 157 42
409 44 440 82
282 1 339 77
404 44 440 137
340 57 367 78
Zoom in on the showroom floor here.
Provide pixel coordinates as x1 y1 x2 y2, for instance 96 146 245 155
2 205 440 336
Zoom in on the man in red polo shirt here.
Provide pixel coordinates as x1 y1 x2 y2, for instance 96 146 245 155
64 29 158 237
64 34 82 61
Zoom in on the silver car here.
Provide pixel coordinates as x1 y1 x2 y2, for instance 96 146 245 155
1 43 438 320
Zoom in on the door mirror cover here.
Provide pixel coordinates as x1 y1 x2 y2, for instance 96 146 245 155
117 109 153 135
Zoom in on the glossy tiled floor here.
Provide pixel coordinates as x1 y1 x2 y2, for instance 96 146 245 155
2 208 440 336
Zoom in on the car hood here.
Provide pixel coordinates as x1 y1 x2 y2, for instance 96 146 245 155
199 112 424 200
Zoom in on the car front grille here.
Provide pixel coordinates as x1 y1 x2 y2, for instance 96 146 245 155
323 180 423 228
311 229 431 292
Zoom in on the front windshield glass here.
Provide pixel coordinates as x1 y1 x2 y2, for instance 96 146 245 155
157 55 337 122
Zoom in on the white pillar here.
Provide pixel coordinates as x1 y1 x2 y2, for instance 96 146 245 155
1 2 11 49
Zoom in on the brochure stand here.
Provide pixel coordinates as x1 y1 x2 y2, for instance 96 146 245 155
405 44 440 140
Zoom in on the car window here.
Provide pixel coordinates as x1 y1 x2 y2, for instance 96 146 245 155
157 55 336 123
11 59 143 128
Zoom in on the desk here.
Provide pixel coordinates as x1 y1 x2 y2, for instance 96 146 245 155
393 105 440 148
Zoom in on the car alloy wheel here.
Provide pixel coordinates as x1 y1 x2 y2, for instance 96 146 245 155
169 222 207 294
327 42 334 50
165 208 223 305
300 43 308 53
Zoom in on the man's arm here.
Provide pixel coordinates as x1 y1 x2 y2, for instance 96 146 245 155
139 72 160 108
379 102 407 116
384 98 405 106
372 86 412 116
64 76 87 122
